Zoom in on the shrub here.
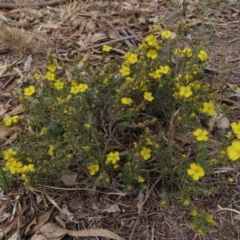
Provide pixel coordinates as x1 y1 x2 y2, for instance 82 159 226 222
1 29 238 202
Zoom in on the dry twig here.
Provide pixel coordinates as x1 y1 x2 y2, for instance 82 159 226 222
0 0 69 9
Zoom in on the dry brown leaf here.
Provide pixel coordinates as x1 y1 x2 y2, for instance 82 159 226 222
25 208 53 235
34 223 124 240
55 215 66 229
79 19 86 34
23 55 33 71
138 16 146 24
0 64 9 77
44 193 61 212
105 203 121 213
9 104 24 115
40 22 59 29
0 132 18 148
60 204 76 222
61 171 77 186
0 104 7 117
8 228 19 240
0 126 18 139
90 32 108 43
86 15 97 30
0 213 11 224
0 221 16 240
107 27 120 39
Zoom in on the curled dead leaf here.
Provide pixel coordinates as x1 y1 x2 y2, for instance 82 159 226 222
61 171 77 186
33 223 124 240
25 208 53 235
90 32 108 43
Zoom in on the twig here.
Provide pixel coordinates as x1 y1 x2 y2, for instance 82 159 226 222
37 185 129 196
226 57 240 63
0 0 69 9
129 176 162 240
217 205 240 215
73 36 138 53
227 37 240 45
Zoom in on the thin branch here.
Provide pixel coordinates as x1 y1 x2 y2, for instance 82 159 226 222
0 0 69 9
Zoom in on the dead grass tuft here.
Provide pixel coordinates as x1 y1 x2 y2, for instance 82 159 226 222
0 25 52 55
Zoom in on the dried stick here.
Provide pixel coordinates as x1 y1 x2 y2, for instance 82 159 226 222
0 0 69 9
129 176 162 240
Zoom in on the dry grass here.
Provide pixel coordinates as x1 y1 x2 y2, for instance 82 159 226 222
0 25 52 55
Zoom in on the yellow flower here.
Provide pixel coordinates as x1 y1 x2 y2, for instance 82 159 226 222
182 47 192 57
4 115 20 127
227 141 240 161
198 50 208 61
24 86 35 97
66 95 72 101
120 65 130 76
144 92 154 102
121 97 133 105
179 85 192 98
27 164 35 172
174 48 182 57
114 164 119 169
231 122 240 139
153 24 159 31
21 174 30 185
88 164 100 176
125 77 133 82
48 145 55 157
158 65 171 74
146 49 158 59
183 199 190 207
105 151 120 164
210 159 218 165
48 64 57 72
126 53 138 64
54 79 64 90
40 127 48 135
140 147 151 160
4 118 12 127
193 129 208 141
3 148 17 160
159 200 167 207
45 71 55 81
145 34 157 46
228 178 234 183
33 73 41 81
206 214 217 226
11 115 20 124
7 159 22 174
146 138 153 145
161 30 172 39
57 98 65 104
102 45 112 52
21 164 35 173
137 176 145 183
82 146 90 151
191 209 198 216
149 69 161 79
187 163 205 181
138 43 148 50
78 83 88 92
70 83 88 94
202 101 215 116
84 123 91 129
197 229 205 236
